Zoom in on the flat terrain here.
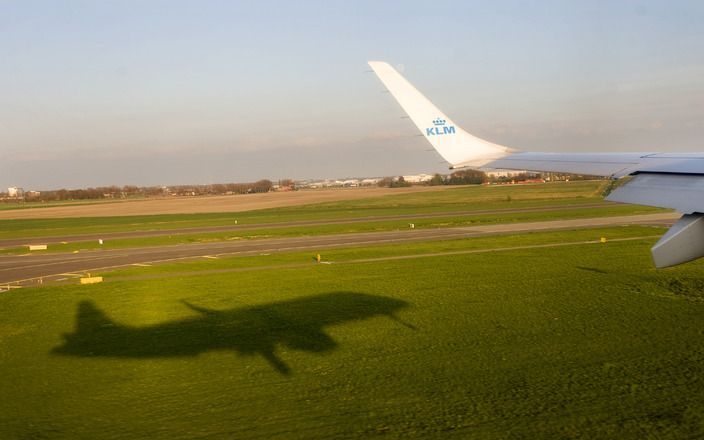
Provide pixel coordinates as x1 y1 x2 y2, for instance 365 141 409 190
0 212 678 286
0 186 447 219
0 202 617 246
1 226 703 439
0 181 665 256
1 181 701 439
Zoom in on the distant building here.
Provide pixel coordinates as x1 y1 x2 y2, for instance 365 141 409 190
360 178 380 186
7 187 24 198
402 174 433 183
484 170 528 178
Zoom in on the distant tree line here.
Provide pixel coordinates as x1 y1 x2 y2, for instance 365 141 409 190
444 170 487 185
12 180 274 202
376 176 412 188
374 170 606 188
3 170 604 203
376 170 488 188
169 180 274 196
428 171 602 186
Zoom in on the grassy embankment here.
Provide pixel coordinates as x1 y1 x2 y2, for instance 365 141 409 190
1 224 703 439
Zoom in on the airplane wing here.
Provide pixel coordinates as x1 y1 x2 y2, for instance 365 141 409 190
368 61 704 268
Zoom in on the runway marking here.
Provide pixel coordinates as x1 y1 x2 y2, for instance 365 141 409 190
1 211 673 286
202 255 219 259
132 263 152 267
9 229 665 287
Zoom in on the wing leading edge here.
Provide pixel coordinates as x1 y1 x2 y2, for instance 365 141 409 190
368 61 704 268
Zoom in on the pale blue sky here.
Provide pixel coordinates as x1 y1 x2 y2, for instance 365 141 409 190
1 0 703 189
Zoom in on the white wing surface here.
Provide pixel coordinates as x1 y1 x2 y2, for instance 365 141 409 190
368 61 704 268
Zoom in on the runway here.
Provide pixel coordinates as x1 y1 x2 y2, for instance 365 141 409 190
0 212 677 287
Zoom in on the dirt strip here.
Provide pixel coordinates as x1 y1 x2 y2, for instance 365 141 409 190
0 187 449 220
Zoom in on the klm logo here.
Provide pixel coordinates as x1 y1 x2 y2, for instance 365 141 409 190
426 118 455 136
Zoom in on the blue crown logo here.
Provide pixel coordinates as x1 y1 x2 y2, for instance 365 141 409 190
432 118 446 126
426 117 456 136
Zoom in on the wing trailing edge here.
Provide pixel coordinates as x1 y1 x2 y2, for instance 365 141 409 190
606 174 704 215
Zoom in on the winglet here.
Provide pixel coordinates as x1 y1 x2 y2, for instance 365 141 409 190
367 61 515 168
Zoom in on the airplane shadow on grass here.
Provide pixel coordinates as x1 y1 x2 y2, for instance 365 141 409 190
52 292 415 375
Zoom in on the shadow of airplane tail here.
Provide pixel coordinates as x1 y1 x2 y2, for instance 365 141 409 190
76 300 115 332
53 292 414 375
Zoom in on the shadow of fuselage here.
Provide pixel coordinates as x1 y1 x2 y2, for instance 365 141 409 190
52 292 412 375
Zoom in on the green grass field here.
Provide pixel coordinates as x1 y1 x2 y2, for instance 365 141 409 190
2 226 703 439
0 203 663 255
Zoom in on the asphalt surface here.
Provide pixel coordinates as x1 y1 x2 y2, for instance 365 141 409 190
0 202 619 247
0 212 678 287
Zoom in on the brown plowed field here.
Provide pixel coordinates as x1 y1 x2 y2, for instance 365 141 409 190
0 186 448 219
